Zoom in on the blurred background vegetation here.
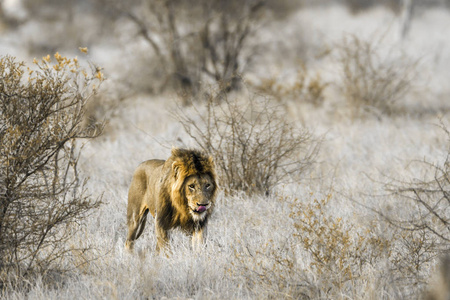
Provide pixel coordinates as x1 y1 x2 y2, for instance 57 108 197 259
0 0 449 299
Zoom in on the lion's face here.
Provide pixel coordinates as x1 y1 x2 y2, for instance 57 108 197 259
184 174 215 221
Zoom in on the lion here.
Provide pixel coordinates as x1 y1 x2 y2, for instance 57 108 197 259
125 148 218 253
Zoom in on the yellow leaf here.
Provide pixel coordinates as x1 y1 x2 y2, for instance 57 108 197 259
54 52 62 61
95 70 103 80
79 47 88 54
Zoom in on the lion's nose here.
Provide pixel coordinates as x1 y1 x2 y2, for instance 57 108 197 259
197 202 209 207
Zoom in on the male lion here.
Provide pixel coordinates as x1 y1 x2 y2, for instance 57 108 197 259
125 148 218 253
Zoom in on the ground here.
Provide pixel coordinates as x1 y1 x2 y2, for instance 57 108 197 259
1 2 449 299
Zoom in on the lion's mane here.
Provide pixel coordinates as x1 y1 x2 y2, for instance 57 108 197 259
158 148 218 231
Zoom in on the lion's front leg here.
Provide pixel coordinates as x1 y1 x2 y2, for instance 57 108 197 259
155 216 170 253
192 226 207 252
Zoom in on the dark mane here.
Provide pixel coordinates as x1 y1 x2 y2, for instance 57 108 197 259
158 148 217 233
170 148 215 177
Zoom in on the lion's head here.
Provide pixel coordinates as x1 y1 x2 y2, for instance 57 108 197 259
168 148 218 223
183 173 215 221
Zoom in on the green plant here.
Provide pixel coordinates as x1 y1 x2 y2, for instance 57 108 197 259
0 53 103 287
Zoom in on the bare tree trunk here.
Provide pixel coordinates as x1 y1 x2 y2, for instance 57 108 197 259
400 0 414 41
0 0 5 28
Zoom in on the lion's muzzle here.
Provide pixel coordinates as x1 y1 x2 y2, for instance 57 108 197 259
195 206 207 213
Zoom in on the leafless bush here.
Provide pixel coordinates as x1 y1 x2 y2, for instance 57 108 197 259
345 0 376 14
0 0 23 29
344 0 407 14
20 0 112 57
264 0 303 19
176 92 319 195
103 0 265 96
0 53 103 287
373 122 450 289
391 141 448 242
337 35 417 117
22 0 77 21
251 64 327 107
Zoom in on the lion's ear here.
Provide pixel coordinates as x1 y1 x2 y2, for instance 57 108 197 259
171 147 179 156
208 155 215 166
172 161 181 179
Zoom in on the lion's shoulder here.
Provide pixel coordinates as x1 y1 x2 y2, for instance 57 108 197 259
140 159 165 170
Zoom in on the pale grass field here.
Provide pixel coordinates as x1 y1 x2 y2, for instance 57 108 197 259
2 4 450 300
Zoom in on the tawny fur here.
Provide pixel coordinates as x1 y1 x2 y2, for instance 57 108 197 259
125 148 217 252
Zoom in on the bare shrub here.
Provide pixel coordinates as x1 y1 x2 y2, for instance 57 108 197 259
375 122 450 286
0 0 23 29
389 229 440 288
337 35 417 117
176 92 319 195
21 0 107 56
264 0 303 19
103 0 265 96
344 0 405 14
251 65 327 107
345 0 376 14
0 53 103 287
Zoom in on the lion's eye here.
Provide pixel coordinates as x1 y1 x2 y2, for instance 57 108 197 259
205 183 211 190
188 184 195 190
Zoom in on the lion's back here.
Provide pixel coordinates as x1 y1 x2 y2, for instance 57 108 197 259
127 159 165 221
139 159 165 175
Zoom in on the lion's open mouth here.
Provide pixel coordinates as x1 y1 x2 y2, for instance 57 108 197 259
193 206 207 213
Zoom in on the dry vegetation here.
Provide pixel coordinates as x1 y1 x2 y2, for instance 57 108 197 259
337 35 418 117
176 92 319 195
0 53 103 289
0 0 449 299
251 64 328 107
101 0 267 97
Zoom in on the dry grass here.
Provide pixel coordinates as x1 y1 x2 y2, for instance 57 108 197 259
1 3 450 300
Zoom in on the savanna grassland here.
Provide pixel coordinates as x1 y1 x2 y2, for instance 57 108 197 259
1 1 449 299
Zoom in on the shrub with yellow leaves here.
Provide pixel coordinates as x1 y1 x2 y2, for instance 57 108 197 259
290 195 390 287
0 53 103 288
230 194 393 299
